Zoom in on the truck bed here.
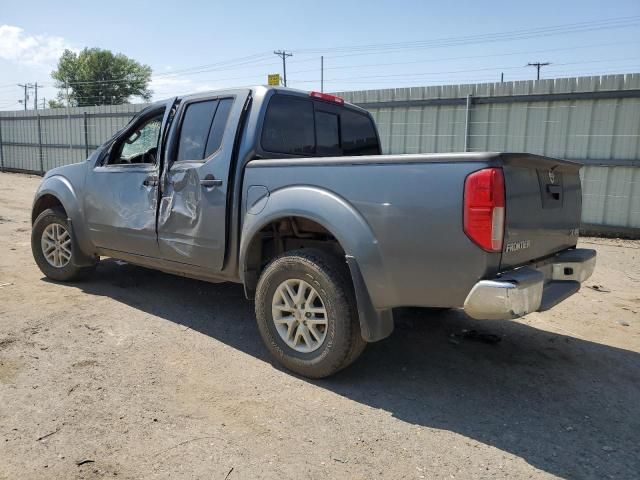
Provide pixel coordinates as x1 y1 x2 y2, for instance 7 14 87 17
244 152 582 310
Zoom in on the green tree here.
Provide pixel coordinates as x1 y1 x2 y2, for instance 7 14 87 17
51 48 152 106
47 98 64 109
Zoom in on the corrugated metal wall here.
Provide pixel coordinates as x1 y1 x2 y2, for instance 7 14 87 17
0 74 638 234
0 103 146 173
337 74 640 234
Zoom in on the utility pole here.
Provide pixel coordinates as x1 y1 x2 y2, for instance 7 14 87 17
321 56 324 93
33 82 39 110
273 50 293 87
65 80 72 151
17 83 29 110
500 72 504 83
65 81 71 107
527 62 550 80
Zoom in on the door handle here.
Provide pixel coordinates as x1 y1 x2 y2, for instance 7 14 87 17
546 184 561 200
200 177 223 188
143 175 158 187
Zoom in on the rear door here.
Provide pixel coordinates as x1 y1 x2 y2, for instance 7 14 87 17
157 89 250 270
500 154 582 269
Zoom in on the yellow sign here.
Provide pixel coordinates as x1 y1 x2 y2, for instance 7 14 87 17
268 74 281 86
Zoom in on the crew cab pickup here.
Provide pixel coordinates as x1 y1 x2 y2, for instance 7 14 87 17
31 86 596 377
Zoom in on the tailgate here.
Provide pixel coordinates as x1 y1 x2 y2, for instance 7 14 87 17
500 154 582 270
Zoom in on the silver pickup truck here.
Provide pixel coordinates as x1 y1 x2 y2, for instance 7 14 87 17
31 86 596 377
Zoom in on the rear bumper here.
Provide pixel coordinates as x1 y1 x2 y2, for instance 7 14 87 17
463 248 596 320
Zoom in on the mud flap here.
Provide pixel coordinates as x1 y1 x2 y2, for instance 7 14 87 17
345 255 394 342
67 218 98 267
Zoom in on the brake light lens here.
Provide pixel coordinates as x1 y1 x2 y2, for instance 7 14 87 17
309 91 344 105
463 167 505 252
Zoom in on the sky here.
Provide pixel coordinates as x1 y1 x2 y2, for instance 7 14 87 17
1 0 639 110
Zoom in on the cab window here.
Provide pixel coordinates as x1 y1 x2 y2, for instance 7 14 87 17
261 95 315 155
175 98 234 162
261 94 379 157
109 111 164 165
315 110 340 155
341 109 379 155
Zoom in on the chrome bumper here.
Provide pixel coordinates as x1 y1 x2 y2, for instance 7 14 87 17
463 248 596 320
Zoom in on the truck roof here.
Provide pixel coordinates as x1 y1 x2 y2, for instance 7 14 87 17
169 85 370 115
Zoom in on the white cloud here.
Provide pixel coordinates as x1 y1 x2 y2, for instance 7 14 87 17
0 25 72 66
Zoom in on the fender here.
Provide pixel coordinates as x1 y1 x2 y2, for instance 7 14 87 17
34 174 96 266
239 185 395 342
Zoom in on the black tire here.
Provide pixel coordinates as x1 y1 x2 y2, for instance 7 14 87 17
255 249 366 378
31 207 96 282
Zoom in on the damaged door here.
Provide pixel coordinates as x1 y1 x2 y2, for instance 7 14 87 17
84 101 174 257
157 89 250 271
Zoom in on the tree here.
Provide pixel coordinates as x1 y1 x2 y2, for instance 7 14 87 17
51 48 152 106
47 99 64 109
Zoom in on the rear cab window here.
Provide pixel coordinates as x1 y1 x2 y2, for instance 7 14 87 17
340 109 380 156
261 96 314 155
260 94 380 157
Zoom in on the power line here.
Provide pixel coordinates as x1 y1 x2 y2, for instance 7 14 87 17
53 38 640 91
151 56 640 97
286 57 639 85
19 39 640 93
285 40 640 75
150 52 273 77
295 16 640 55
41 34 640 92
32 53 276 90
2 34 640 107
3 59 638 107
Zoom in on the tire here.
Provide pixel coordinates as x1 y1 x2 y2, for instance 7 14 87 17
255 249 366 378
31 207 96 282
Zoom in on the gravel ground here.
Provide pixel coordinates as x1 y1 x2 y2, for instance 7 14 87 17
0 171 639 480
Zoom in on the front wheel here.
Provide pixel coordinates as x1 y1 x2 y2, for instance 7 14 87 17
31 207 96 282
255 249 366 378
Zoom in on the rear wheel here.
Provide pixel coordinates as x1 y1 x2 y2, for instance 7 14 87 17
31 207 96 281
255 249 366 378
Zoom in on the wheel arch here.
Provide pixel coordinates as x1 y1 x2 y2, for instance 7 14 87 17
32 193 66 224
32 175 95 261
240 186 394 342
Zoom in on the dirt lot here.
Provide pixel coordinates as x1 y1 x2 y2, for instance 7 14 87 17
0 171 638 480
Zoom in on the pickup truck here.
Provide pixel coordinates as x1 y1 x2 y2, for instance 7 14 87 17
31 86 596 378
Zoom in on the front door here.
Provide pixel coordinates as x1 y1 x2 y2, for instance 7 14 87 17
157 89 249 271
84 102 173 257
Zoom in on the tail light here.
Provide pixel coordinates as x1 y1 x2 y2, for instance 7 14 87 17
463 167 505 252
309 91 344 105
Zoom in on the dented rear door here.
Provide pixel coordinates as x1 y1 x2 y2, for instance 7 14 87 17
157 89 250 270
